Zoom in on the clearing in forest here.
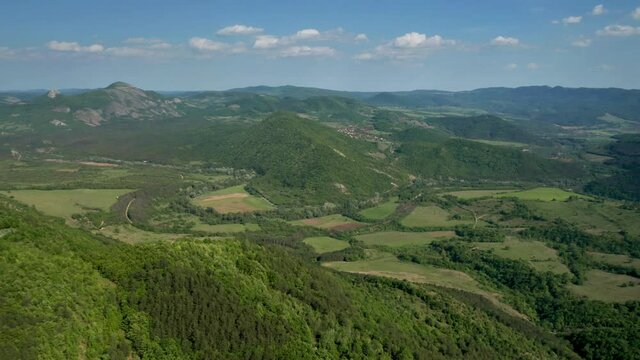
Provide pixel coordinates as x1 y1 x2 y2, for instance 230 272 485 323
303 236 350 254
589 252 640 272
359 199 398 220
291 214 364 231
1 188 132 218
569 270 640 303
401 205 473 227
192 184 274 213
444 189 517 199
496 187 589 202
356 231 456 248
473 237 570 274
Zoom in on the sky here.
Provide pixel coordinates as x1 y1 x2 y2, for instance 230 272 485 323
1 0 639 91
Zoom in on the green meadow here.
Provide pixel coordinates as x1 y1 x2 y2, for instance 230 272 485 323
303 236 350 254
358 200 398 220
570 270 640 303
474 238 570 274
497 187 589 202
401 205 473 227
356 231 456 247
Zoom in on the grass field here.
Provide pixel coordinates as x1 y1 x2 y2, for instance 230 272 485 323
303 236 350 254
324 253 484 294
497 187 590 202
474 237 570 274
400 205 473 228
444 189 517 199
359 200 398 220
192 222 260 233
291 214 364 231
1 188 132 218
527 200 640 236
569 270 640 303
469 139 529 148
589 252 640 271
97 225 190 244
356 231 456 248
192 184 275 213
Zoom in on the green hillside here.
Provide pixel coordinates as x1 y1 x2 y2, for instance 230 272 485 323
202 112 401 204
426 115 544 144
0 196 569 359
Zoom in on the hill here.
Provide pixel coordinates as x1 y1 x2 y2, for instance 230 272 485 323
426 115 544 144
200 112 402 204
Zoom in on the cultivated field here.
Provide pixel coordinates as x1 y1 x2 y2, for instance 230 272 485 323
401 205 473 227
474 237 570 274
528 200 640 236
192 184 275 213
589 252 640 271
97 225 190 244
497 187 589 202
1 188 131 218
356 231 456 248
303 236 350 254
359 200 398 220
192 222 260 233
444 189 517 199
570 270 640 303
291 214 364 231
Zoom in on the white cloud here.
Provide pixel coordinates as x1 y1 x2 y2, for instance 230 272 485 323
279 46 335 57
562 16 582 25
354 33 368 41
527 62 539 70
572 38 592 47
633 7 640 20
105 47 154 57
189 37 245 53
506 63 518 70
491 36 520 46
292 29 321 40
217 24 264 35
354 52 374 60
355 32 455 61
597 24 640 36
253 35 282 49
592 5 607 16
47 41 104 53
0 46 16 59
393 32 455 48
124 37 163 44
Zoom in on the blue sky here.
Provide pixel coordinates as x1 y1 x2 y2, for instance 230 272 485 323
1 0 639 91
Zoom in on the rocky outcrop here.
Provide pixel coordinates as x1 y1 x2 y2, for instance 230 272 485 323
73 108 104 127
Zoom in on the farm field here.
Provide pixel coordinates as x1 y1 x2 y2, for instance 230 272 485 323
97 224 190 244
496 187 589 202
444 189 518 199
401 205 473 227
291 214 364 231
192 222 260 233
192 184 275 213
570 270 640 303
356 231 456 248
323 253 484 294
469 139 529 148
358 199 398 220
527 200 640 236
589 252 640 271
303 236 350 254
1 188 132 218
473 237 570 274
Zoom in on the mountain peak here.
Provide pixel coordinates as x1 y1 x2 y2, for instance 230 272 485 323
106 81 134 89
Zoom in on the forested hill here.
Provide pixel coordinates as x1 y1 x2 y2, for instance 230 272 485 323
0 196 572 359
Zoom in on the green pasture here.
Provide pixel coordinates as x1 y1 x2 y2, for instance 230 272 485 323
192 184 274 213
359 200 398 220
497 187 590 202
303 236 350 254
356 231 456 248
291 214 363 230
401 205 473 227
570 270 640 303
474 237 570 274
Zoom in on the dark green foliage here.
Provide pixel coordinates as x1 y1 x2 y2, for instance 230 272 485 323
397 138 585 181
426 114 544 144
585 134 640 201
455 227 506 242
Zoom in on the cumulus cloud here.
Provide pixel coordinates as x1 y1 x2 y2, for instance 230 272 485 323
217 24 263 35
506 63 518 70
47 41 104 53
355 32 455 61
597 24 640 36
633 7 640 20
104 47 155 57
189 37 230 51
592 4 607 16
490 36 520 46
572 38 592 47
292 29 321 40
253 35 282 49
354 33 368 41
279 46 335 57
562 16 582 25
